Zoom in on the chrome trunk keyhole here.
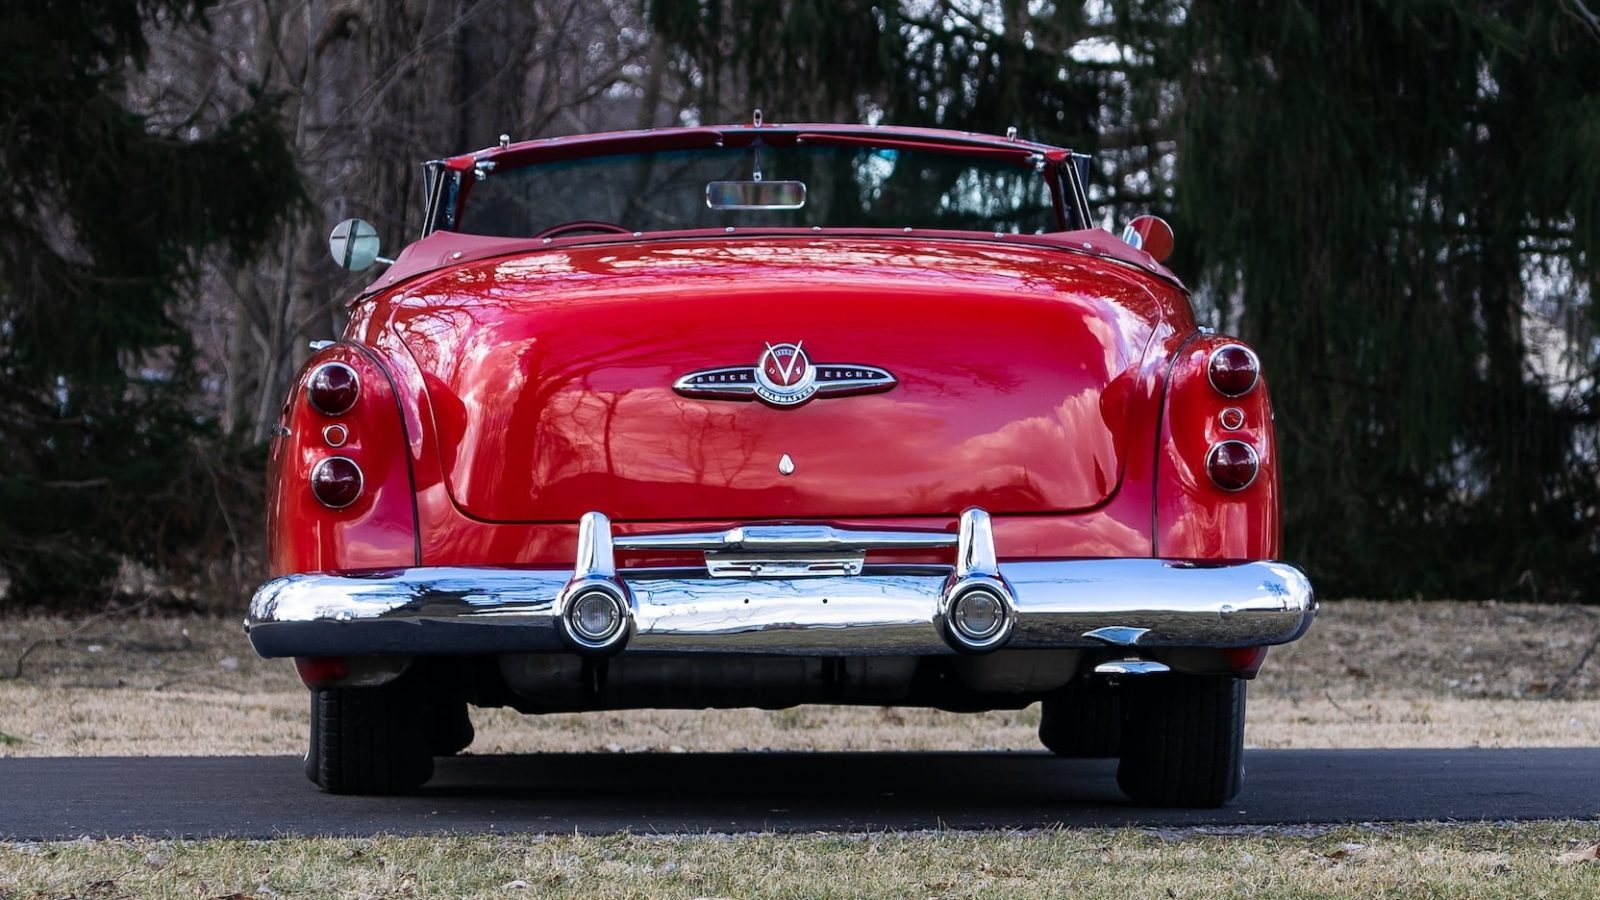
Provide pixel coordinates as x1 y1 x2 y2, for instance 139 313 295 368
778 454 795 476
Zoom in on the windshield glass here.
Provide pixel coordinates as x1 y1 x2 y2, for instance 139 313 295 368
456 143 1063 237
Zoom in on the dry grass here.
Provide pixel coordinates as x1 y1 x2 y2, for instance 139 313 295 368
1 600 1597 757
4 605 1599 896
3 823 1600 898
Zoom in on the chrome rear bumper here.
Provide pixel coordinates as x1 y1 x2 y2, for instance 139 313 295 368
247 509 1314 659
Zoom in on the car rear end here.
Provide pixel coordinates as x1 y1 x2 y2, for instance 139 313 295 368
248 126 1313 806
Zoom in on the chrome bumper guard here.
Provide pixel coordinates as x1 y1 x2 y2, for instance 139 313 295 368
246 508 1315 659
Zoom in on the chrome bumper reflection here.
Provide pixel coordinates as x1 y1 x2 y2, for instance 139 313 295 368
247 509 1314 659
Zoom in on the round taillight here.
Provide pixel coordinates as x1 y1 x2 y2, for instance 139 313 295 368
1206 440 1260 492
308 362 360 416
310 456 363 508
1207 344 1259 397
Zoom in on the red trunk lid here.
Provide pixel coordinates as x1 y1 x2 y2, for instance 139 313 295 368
392 237 1168 523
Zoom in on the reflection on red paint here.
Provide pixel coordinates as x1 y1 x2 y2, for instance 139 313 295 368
387 236 1178 524
294 231 1287 574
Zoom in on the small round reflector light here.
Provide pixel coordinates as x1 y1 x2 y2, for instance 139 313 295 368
308 362 360 416
559 586 630 653
310 456 363 508
1207 344 1259 397
951 588 1006 642
1206 440 1260 491
570 590 624 643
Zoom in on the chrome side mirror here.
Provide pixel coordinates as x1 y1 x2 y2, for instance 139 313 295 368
1119 214 1174 264
328 218 391 271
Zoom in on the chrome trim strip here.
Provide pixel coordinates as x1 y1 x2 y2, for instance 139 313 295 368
1083 625 1151 647
1094 659 1171 675
1065 152 1093 230
704 552 865 577
246 557 1315 658
614 523 959 553
420 160 447 237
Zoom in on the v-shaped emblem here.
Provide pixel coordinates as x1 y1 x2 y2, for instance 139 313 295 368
674 342 897 409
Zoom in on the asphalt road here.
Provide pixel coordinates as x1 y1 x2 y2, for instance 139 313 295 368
3 749 1597 840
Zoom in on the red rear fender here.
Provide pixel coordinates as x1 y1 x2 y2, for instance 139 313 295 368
1154 334 1281 559
267 344 419 575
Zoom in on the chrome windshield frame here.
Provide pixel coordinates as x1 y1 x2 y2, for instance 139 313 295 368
418 125 1093 240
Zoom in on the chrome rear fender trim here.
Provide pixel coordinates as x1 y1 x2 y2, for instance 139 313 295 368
614 523 959 553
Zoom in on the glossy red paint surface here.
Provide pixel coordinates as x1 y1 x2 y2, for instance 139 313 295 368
362 226 1183 304
387 237 1174 524
1154 334 1281 560
267 344 417 575
272 247 1285 575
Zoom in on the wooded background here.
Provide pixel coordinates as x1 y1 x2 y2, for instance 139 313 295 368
2 0 1596 607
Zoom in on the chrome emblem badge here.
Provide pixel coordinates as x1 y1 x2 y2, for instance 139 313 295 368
674 341 896 408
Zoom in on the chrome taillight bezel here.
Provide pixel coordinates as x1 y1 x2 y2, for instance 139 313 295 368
1206 344 1260 397
1205 440 1260 492
310 456 365 509
307 362 361 416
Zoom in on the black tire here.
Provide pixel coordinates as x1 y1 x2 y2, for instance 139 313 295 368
1039 678 1121 757
426 695 475 757
1115 674 1245 807
305 681 434 795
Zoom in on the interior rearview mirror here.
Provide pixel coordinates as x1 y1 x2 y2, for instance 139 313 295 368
328 218 385 271
706 180 807 210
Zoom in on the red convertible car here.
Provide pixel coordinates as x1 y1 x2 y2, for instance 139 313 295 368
248 120 1314 807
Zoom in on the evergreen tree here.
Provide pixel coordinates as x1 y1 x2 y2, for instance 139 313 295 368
1174 1 1600 597
654 0 1600 598
0 0 301 603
